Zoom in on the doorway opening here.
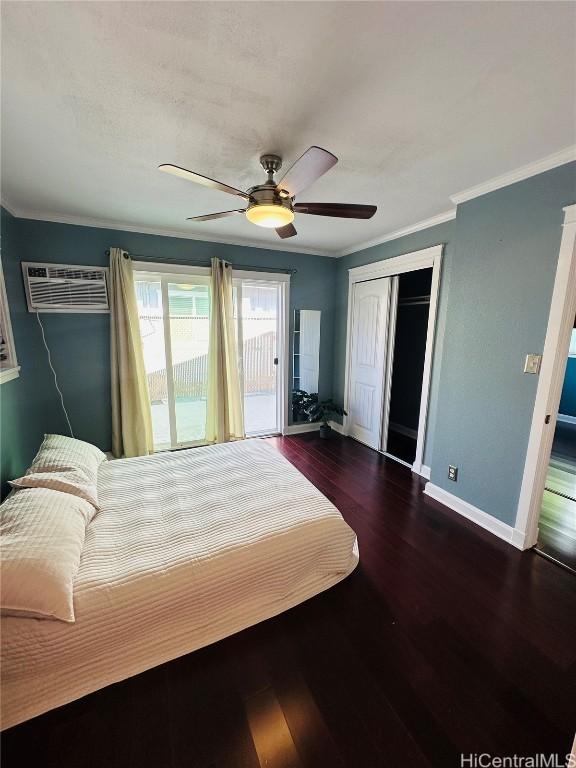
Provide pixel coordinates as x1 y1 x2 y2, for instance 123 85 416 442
384 269 433 465
535 320 576 572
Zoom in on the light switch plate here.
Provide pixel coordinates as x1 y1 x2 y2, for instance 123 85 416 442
524 354 542 374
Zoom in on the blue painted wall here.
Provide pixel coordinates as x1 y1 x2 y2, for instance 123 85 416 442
559 357 576 417
0 213 335 494
332 162 576 526
430 163 575 525
0 208 65 494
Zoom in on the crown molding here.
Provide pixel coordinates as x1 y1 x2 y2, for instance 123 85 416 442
0 199 19 217
450 145 576 205
6 208 338 258
7 205 456 260
335 210 456 258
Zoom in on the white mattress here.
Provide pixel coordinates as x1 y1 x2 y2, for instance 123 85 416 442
1 439 358 729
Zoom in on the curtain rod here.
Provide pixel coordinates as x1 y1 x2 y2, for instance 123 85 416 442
104 250 297 275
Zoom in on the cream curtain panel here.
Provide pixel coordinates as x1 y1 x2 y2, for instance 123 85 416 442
205 257 245 443
109 248 154 458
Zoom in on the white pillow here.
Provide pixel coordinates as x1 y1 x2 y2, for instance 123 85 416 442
0 488 93 622
28 434 107 473
9 434 106 510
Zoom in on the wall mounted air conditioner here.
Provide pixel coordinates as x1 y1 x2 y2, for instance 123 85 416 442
22 262 110 313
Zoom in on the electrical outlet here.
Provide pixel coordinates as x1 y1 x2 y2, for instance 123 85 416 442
448 465 458 482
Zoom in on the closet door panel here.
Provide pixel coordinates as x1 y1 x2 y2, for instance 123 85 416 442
347 278 390 449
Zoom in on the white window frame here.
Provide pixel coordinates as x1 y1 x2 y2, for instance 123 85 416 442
133 262 290 448
0 260 20 384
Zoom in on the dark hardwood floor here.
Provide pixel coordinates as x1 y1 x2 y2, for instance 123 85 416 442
385 428 416 464
3 433 576 767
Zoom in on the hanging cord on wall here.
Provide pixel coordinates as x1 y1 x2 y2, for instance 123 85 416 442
35 312 75 438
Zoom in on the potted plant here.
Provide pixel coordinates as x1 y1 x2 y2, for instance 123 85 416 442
292 390 318 422
305 398 347 438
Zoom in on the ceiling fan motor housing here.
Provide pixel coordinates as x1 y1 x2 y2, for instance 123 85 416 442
245 154 293 215
246 185 293 210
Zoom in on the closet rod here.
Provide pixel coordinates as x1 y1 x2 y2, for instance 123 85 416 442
104 250 297 275
398 294 430 306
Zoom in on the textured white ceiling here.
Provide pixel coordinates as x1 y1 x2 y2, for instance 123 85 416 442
2 1 575 256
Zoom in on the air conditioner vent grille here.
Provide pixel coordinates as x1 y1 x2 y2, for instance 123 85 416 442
29 282 109 305
47 267 104 281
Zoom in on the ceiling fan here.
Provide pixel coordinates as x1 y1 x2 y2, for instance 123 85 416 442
158 146 376 239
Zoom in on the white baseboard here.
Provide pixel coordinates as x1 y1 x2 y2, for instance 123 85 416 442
284 420 347 436
389 421 418 440
424 483 525 550
416 464 431 480
283 422 320 435
557 413 576 425
510 528 528 549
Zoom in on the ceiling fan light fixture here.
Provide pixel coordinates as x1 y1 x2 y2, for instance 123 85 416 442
246 203 295 229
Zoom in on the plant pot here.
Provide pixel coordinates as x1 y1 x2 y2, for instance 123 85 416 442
319 423 332 439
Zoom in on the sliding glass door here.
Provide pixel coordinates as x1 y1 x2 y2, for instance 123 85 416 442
236 279 282 437
135 265 286 451
135 272 211 450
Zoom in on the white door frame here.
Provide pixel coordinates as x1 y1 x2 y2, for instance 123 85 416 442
344 244 444 476
381 275 399 456
515 203 576 550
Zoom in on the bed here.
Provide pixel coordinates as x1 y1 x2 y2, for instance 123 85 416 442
1 439 358 730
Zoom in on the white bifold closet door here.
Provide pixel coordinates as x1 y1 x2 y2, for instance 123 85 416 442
348 277 394 449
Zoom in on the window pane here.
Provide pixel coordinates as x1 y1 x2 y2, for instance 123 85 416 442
168 282 210 445
135 280 170 451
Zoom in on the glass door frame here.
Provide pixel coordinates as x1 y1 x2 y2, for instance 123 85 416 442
233 269 289 438
133 262 290 448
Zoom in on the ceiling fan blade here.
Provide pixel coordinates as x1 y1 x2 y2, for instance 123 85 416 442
276 147 337 198
276 223 297 239
159 164 249 200
294 202 377 219
186 209 245 222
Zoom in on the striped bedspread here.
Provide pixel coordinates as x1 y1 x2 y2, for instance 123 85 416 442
1 439 358 729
